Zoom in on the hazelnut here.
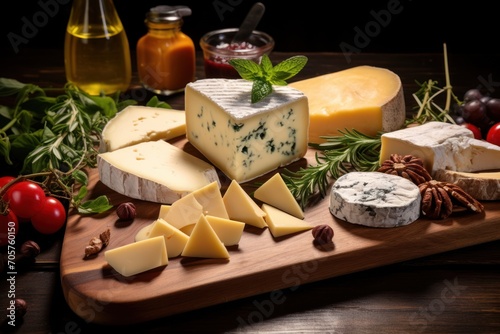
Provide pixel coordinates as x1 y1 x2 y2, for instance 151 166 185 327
14 298 27 318
20 240 41 259
312 224 334 245
116 202 136 220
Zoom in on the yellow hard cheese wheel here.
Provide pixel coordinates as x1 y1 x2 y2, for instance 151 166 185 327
290 65 405 144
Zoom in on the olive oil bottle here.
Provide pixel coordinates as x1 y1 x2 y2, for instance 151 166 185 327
64 0 131 96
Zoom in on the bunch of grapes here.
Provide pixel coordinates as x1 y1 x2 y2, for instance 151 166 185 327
455 89 500 140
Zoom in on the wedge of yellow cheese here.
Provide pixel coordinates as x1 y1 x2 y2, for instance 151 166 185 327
205 215 245 246
290 65 405 144
254 173 304 219
163 193 203 230
101 105 186 152
146 218 189 258
261 204 312 238
223 180 267 229
104 236 168 277
181 214 230 259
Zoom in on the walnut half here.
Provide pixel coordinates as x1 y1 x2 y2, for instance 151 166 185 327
418 180 485 220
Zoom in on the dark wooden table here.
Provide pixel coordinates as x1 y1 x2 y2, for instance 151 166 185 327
1 49 500 334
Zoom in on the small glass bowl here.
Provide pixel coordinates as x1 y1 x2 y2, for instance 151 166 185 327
200 28 275 79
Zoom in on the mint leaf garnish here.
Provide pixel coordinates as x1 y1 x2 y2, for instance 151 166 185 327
229 54 308 103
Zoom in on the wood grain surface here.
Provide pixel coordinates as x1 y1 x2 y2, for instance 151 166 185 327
60 137 500 325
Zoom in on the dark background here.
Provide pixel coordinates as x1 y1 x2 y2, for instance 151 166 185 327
1 0 499 59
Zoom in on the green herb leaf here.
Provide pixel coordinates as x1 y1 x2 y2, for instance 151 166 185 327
77 195 113 214
229 54 308 103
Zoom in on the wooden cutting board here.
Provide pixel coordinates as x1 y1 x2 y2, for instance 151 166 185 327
60 137 500 325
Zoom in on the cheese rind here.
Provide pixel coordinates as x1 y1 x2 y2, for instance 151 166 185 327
101 105 186 152
104 236 168 277
254 173 304 219
329 172 421 228
261 204 312 238
97 140 220 204
380 122 500 175
290 65 405 144
434 169 500 200
185 79 309 182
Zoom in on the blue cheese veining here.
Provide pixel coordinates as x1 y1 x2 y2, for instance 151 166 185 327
185 79 309 183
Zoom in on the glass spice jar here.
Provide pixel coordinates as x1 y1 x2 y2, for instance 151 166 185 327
136 5 195 96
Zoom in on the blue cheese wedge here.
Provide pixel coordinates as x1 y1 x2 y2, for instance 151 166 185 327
97 140 220 204
329 172 421 228
185 79 309 183
380 121 500 175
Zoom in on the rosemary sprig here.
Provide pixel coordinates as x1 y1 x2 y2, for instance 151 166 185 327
281 129 381 209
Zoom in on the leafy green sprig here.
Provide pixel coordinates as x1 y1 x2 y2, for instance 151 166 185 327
0 78 169 214
229 54 308 103
281 129 382 209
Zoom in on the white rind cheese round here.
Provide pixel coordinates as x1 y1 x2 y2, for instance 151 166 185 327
329 172 421 228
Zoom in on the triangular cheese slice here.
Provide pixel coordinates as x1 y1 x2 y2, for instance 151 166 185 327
205 215 245 246
191 181 229 219
181 214 230 259
135 223 153 242
164 193 203 230
261 204 312 238
254 173 304 219
147 218 189 258
223 180 267 228
104 236 168 277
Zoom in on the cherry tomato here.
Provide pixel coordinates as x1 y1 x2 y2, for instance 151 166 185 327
7 181 46 219
486 122 500 146
0 209 19 247
0 176 15 200
461 123 482 140
30 196 67 235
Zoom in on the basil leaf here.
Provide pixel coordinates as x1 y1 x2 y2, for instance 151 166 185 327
78 195 113 214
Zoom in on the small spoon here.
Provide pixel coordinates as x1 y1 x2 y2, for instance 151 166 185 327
231 2 266 44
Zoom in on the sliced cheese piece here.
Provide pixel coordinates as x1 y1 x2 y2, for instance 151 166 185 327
158 204 171 220
434 169 500 200
181 214 230 259
147 218 189 258
104 236 168 277
101 105 186 152
223 180 267 228
190 181 228 219
185 79 309 182
97 140 220 204
254 173 304 219
163 193 203 230
261 204 312 238
180 224 195 236
380 122 500 175
290 65 405 144
329 172 421 228
205 215 245 246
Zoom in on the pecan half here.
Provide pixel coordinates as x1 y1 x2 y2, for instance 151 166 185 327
378 154 432 186
418 180 484 220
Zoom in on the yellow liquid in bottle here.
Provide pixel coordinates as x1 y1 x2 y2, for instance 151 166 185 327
64 23 131 96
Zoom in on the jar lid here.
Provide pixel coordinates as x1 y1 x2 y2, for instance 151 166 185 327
147 5 192 23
